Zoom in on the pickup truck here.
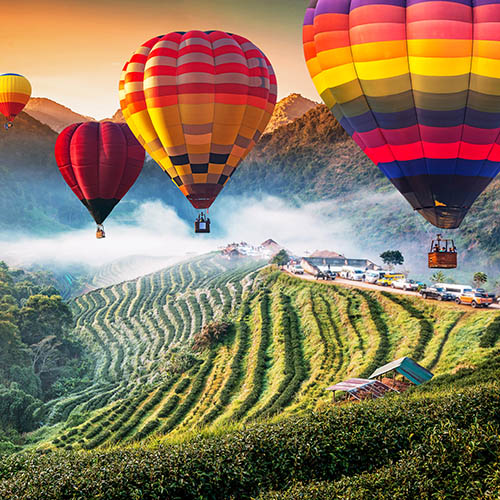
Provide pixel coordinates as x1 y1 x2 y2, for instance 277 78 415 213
419 287 454 301
392 279 419 291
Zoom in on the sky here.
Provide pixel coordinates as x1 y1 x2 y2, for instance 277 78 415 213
2 0 318 119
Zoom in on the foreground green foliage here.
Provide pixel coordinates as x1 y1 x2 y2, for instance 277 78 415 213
1 357 499 499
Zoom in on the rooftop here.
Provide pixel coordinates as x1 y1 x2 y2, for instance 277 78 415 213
370 357 434 386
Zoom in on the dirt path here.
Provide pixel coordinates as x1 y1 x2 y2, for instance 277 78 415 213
284 271 500 311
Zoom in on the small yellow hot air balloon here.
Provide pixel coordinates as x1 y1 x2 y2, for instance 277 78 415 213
0 73 31 129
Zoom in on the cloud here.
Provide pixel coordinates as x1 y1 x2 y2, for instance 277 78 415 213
0 196 378 272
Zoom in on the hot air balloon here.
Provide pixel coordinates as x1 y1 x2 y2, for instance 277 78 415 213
119 30 277 233
0 73 31 129
303 0 500 268
55 122 145 238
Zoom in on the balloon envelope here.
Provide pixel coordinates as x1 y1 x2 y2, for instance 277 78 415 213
55 122 145 224
303 0 500 229
120 30 277 209
0 73 31 123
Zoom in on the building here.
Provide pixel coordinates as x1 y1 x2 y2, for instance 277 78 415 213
301 249 381 275
369 357 434 389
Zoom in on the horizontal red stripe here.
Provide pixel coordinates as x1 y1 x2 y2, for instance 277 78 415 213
474 23 500 41
407 2 471 23
422 142 460 158
350 5 405 27
474 4 500 23
489 144 500 161
350 24 406 44
458 143 492 159
407 20 472 39
178 45 213 57
213 45 245 56
149 47 179 58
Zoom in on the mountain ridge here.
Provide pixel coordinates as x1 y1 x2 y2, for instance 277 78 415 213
25 98 94 132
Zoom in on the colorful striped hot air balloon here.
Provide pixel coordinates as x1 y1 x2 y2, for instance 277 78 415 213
0 73 31 129
303 0 500 229
55 122 145 238
120 30 277 231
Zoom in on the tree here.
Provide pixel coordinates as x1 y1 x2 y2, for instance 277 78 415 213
473 272 488 288
380 250 404 268
270 249 290 267
431 271 446 283
18 294 72 345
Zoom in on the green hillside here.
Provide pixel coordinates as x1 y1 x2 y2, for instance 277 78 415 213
5 254 495 455
0 254 499 498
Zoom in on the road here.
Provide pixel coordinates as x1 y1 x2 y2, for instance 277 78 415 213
284 271 500 310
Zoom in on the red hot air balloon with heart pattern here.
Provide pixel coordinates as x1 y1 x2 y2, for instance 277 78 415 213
55 122 145 238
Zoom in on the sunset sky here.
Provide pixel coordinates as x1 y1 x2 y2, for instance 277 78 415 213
2 0 318 119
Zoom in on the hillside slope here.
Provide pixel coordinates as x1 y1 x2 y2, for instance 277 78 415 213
21 254 499 454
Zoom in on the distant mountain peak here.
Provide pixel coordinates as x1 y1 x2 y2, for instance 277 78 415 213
260 239 283 253
24 98 94 133
264 93 318 134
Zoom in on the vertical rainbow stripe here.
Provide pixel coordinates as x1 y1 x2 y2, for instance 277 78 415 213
304 0 500 228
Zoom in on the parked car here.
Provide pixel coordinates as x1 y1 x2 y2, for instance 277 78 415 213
316 271 334 280
434 283 473 299
340 266 365 281
376 273 405 287
419 287 454 301
456 291 493 308
392 279 419 291
290 264 304 275
364 270 385 283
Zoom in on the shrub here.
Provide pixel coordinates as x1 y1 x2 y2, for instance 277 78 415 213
1 384 499 500
192 321 232 351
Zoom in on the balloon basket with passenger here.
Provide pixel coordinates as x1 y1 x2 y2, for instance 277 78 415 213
195 211 210 234
96 224 106 239
428 234 457 269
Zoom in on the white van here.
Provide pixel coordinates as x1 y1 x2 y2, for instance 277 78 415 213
365 270 385 283
340 266 365 281
435 283 473 298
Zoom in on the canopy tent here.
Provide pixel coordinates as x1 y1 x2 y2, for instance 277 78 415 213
369 357 433 386
326 378 397 401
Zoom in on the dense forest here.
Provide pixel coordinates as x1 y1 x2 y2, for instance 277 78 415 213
0 262 88 453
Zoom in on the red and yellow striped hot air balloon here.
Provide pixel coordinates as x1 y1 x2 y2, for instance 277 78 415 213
119 30 277 233
0 73 31 129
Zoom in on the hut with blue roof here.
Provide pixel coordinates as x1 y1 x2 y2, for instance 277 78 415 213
369 357 433 390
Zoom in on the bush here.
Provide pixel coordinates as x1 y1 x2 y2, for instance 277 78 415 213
480 315 500 348
192 321 232 351
0 385 499 499
232 290 271 420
